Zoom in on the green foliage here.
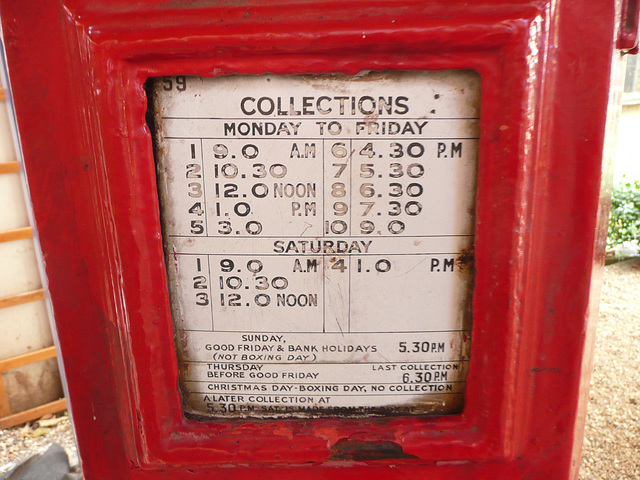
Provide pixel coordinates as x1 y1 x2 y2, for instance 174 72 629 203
608 180 640 248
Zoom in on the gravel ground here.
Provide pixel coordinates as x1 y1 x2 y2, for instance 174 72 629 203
0 412 79 476
0 261 638 478
579 258 640 479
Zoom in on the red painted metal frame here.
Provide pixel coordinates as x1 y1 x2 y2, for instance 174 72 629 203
0 0 623 478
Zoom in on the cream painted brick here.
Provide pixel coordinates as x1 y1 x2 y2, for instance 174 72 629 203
0 238 41 297
0 300 52 360
0 173 29 231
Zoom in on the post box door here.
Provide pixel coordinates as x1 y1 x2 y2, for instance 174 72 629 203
0 0 633 479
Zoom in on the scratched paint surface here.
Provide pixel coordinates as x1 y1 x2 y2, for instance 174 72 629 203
151 71 479 417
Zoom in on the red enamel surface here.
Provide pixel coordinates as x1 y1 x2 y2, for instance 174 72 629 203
0 1 622 478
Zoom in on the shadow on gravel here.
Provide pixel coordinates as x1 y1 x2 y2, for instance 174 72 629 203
0 444 81 480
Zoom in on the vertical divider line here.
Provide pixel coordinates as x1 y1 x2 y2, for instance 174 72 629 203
200 139 209 235
322 138 326 333
348 138 353 332
322 138 325 238
208 255 214 331
322 255 326 333
349 139 353 235
348 255 351 333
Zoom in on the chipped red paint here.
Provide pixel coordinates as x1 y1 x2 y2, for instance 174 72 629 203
0 0 632 479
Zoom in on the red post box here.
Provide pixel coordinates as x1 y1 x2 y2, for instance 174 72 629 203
1 1 636 478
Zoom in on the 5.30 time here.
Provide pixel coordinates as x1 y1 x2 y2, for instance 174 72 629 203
398 341 446 353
